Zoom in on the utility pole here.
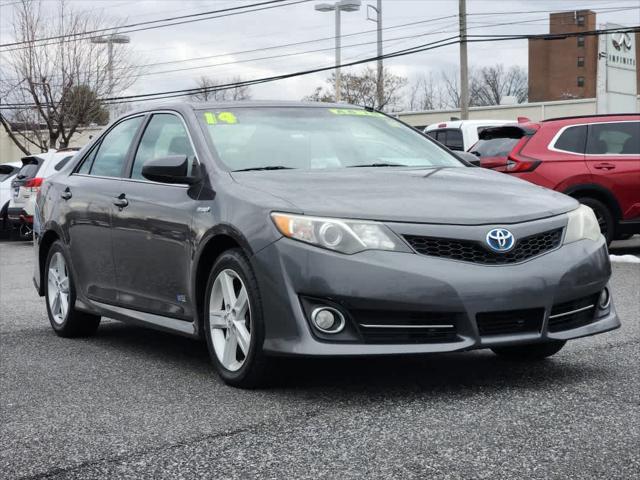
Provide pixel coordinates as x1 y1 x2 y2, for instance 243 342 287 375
459 0 469 119
367 1 384 109
315 1 362 103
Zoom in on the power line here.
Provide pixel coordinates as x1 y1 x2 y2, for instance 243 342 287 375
0 0 312 50
1 25 637 109
97 25 640 106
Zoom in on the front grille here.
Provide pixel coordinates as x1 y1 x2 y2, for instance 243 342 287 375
548 294 598 332
352 310 460 344
476 308 544 336
404 228 563 265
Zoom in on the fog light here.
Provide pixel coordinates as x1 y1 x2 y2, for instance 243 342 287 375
311 307 345 333
598 287 611 310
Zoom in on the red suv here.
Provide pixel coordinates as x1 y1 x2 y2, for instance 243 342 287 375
470 114 640 244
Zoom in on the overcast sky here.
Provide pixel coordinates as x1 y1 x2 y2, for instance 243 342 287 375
0 0 638 109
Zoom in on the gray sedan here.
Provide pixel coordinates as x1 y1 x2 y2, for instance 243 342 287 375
33 102 620 388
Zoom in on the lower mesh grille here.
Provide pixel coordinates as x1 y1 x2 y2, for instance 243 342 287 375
476 308 544 335
403 228 563 265
352 310 460 344
548 294 598 332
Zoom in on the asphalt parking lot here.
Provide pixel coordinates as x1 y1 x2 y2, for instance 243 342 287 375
1 239 638 479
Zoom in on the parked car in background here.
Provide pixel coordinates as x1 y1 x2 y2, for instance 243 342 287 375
470 114 640 244
424 119 519 151
1 161 22 234
33 102 618 388
8 150 78 240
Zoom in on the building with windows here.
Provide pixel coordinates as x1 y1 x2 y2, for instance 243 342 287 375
528 10 640 102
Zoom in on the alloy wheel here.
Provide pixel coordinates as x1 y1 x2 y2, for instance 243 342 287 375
48 252 70 325
209 269 252 372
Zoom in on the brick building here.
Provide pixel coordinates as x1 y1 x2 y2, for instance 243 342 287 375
528 10 640 102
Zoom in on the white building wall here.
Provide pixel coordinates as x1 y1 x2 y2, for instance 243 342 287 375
0 127 104 163
396 97 640 128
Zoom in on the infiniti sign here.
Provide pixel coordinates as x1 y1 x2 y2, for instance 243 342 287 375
486 228 515 253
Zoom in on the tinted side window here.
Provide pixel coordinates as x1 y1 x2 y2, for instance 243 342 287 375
446 129 463 151
554 125 587 153
54 156 73 171
131 114 194 180
586 122 640 155
89 116 144 177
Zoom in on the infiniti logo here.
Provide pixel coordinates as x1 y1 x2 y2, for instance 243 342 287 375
486 228 515 253
612 32 632 52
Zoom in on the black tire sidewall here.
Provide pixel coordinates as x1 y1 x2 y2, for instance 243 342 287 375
45 241 77 332
203 249 266 386
577 197 614 244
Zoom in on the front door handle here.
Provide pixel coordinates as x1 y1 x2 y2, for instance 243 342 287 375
594 162 616 170
113 194 129 208
60 188 72 200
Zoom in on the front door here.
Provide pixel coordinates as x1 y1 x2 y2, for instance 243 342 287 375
110 113 198 320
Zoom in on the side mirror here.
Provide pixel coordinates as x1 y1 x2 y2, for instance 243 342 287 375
456 151 481 167
141 155 198 184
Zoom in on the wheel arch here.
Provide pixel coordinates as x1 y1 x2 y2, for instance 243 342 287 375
37 228 63 296
192 225 254 336
563 183 622 221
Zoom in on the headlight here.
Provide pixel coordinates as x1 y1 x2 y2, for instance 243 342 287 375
564 204 601 244
271 212 411 254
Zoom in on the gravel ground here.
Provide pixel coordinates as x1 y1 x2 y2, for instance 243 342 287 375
1 239 638 480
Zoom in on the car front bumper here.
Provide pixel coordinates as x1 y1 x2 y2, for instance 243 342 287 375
252 233 619 356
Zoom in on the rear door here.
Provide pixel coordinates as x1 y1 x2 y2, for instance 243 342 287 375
585 120 640 220
64 115 145 305
110 112 198 320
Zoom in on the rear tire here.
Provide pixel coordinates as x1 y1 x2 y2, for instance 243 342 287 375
491 340 566 360
577 197 614 245
45 241 101 337
203 248 272 388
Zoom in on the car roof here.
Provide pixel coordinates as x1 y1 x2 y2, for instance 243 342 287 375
425 119 517 130
123 100 367 117
542 113 639 123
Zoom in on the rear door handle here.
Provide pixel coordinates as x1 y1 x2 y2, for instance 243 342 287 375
113 194 128 208
60 189 72 200
594 162 616 170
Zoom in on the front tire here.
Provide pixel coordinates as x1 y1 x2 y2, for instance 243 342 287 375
203 248 271 388
45 241 101 337
491 340 566 360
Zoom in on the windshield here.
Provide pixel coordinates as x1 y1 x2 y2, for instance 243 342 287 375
470 137 520 158
198 107 464 171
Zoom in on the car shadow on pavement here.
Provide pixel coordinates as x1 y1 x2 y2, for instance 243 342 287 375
91 321 609 395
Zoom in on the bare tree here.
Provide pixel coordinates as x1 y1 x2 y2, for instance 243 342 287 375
0 0 138 154
438 65 528 109
471 64 528 105
304 67 407 112
407 73 447 111
190 76 252 102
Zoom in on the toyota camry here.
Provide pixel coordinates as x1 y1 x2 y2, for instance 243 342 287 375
33 102 620 388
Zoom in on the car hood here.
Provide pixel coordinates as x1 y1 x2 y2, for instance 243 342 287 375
231 167 578 225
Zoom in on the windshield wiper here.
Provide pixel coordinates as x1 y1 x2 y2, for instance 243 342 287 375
233 166 294 172
347 162 408 168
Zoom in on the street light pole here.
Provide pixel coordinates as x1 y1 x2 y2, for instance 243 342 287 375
91 34 130 119
315 0 361 103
